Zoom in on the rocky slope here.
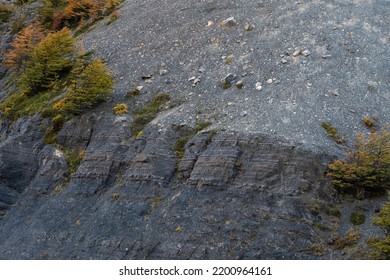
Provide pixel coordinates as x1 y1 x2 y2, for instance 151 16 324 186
0 0 389 259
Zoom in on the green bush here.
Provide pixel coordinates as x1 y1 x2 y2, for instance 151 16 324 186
327 127 390 199
350 211 366 226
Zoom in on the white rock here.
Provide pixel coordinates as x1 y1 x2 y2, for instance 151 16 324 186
302 49 311 56
293 50 302 57
220 17 237 28
255 82 263 91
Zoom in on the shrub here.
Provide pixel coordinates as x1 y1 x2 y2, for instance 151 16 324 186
350 211 366 225
113 103 128 115
327 127 390 199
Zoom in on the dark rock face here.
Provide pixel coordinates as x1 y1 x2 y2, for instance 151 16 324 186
0 113 357 259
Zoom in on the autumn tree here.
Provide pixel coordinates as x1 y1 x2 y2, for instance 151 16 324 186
62 0 119 22
5 24 45 71
52 58 113 117
327 127 390 199
19 27 75 93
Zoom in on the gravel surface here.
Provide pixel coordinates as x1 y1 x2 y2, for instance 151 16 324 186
82 0 389 154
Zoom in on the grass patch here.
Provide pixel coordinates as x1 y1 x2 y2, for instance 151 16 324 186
350 211 366 226
63 148 85 176
321 122 344 144
173 121 212 158
130 93 170 137
312 222 333 232
0 89 59 120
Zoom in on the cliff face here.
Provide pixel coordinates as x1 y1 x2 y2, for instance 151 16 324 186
0 0 389 259
0 114 337 259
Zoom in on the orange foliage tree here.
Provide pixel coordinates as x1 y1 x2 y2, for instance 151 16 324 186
62 0 119 22
5 24 45 71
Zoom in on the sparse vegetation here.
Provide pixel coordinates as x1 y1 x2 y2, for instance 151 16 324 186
307 243 325 256
368 192 390 259
125 87 141 99
107 10 119 25
327 127 390 199
63 148 85 176
326 207 341 218
173 121 212 158
321 122 344 144
362 116 377 129
335 231 360 249
130 93 170 137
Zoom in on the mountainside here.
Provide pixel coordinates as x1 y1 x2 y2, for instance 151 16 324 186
0 0 389 259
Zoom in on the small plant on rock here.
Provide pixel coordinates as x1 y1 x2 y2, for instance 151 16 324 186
113 103 128 115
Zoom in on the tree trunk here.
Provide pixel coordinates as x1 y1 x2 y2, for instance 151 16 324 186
356 186 365 200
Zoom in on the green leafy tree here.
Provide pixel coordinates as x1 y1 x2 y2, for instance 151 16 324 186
328 127 390 199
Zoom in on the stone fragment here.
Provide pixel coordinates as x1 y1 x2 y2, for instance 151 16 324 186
236 80 244 89
141 74 152 79
159 69 168 76
292 50 302 57
244 23 255 31
302 49 311 57
221 73 237 85
255 82 262 91
220 17 237 28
